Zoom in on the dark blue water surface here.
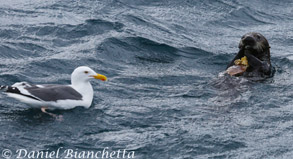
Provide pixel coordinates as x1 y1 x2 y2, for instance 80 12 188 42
0 0 293 158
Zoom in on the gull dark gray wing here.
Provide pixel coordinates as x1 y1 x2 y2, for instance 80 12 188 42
25 85 83 102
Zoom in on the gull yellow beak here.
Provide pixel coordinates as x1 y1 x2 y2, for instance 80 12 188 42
92 74 107 81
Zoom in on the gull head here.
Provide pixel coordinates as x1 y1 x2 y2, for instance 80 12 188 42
71 66 107 85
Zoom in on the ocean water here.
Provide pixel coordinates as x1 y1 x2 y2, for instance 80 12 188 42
0 0 292 158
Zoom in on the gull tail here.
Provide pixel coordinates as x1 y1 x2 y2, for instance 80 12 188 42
1 85 19 93
0 85 8 91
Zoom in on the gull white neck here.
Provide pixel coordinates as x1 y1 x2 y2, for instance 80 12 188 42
71 81 94 107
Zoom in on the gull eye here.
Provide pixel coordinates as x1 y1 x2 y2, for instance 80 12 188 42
84 71 89 74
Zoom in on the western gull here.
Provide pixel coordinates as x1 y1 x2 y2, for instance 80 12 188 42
0 66 107 118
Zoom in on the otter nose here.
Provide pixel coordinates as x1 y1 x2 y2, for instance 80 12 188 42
242 36 255 44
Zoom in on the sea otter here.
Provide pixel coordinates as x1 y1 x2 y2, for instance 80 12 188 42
226 32 271 77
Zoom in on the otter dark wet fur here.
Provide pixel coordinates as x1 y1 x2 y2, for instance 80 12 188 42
227 32 272 78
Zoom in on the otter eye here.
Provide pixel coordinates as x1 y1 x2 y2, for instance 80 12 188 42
84 71 89 74
256 35 261 40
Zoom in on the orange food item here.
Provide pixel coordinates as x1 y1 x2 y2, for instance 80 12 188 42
234 56 249 66
226 56 249 76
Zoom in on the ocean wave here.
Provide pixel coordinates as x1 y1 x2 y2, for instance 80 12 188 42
26 19 124 39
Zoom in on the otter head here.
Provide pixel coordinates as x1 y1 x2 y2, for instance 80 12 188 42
238 32 270 59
